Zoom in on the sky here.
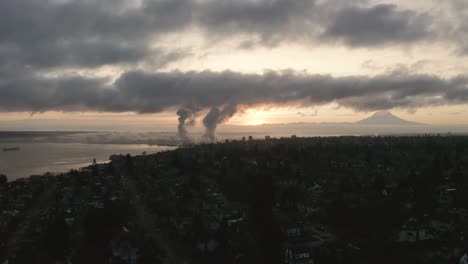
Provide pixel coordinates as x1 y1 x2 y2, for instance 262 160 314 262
1 0 468 133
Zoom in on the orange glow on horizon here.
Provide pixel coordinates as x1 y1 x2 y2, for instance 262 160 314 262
244 118 267 126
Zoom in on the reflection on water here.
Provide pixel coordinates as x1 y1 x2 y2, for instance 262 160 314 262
0 143 175 181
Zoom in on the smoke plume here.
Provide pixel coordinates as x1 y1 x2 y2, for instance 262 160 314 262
177 108 195 143
202 104 238 142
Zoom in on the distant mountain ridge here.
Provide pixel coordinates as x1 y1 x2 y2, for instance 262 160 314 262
254 111 423 127
355 111 423 126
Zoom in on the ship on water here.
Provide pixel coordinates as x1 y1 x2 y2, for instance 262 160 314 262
2 147 20 152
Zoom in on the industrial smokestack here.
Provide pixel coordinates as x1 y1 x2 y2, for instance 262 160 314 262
202 104 237 143
177 108 195 143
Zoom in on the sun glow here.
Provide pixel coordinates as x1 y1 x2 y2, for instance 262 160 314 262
245 118 266 126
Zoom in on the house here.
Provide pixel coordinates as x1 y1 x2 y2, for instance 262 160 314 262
435 185 456 206
285 247 314 264
197 238 219 254
398 218 434 243
398 218 418 243
111 242 139 264
283 222 304 239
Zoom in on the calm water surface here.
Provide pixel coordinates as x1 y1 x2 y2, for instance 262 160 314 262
0 143 175 181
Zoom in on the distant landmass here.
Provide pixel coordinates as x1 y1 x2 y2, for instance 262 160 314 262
219 111 467 137
2 147 20 152
1 112 466 145
355 111 423 126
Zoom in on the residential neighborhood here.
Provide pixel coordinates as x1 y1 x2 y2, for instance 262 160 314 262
1 135 468 263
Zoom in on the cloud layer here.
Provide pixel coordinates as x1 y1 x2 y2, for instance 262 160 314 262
1 0 468 137
323 4 430 46
0 0 464 71
1 70 467 113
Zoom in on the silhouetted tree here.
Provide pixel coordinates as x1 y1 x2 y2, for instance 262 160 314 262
125 154 133 173
139 237 165 263
0 174 7 185
105 162 116 177
456 142 467 162
249 172 281 264
92 159 99 177
41 213 70 262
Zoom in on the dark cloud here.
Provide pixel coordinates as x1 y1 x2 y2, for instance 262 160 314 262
197 0 318 46
0 0 448 71
323 4 430 46
450 0 468 54
2 67 468 139
0 0 193 68
1 70 467 114
0 73 112 113
0 41 146 68
197 0 433 47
